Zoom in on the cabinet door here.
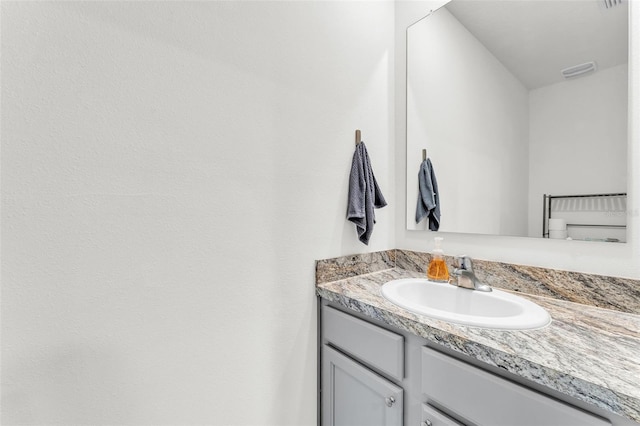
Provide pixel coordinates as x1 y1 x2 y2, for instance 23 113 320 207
322 346 403 426
422 404 465 426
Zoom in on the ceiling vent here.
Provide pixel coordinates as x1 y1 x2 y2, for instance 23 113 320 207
561 61 597 79
603 0 623 8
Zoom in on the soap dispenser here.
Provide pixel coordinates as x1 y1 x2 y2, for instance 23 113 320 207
427 237 450 282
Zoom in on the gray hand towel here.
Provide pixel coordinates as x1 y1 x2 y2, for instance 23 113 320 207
347 142 387 245
415 158 440 231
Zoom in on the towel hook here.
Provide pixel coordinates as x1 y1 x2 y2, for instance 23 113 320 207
355 129 361 145
422 149 427 161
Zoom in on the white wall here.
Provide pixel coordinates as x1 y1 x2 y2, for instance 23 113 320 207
405 7 529 236
0 2 395 424
396 0 640 280
528 64 628 237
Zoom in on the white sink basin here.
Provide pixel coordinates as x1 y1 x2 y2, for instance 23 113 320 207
381 278 550 330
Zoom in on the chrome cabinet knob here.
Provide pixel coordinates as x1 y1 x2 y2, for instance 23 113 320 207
422 420 433 426
385 396 396 407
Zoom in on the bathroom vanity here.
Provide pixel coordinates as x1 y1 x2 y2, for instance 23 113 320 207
316 250 640 426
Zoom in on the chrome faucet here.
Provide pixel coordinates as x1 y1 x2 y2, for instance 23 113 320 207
450 255 492 292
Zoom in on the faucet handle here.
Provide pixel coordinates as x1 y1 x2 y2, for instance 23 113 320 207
455 255 474 271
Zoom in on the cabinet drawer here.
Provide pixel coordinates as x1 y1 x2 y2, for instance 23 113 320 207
323 306 404 380
421 347 610 426
422 404 464 426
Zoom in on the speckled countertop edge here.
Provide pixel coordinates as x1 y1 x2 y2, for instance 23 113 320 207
316 267 640 424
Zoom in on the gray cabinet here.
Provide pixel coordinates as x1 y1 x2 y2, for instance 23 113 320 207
422 403 464 426
421 347 611 426
319 301 631 426
321 306 405 426
323 306 404 381
322 346 403 426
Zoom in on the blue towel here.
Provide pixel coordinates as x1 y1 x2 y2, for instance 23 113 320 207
415 158 440 231
347 142 387 245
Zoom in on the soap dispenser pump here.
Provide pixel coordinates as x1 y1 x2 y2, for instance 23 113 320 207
427 237 449 282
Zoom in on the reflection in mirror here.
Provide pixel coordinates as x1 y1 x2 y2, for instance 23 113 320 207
406 0 629 242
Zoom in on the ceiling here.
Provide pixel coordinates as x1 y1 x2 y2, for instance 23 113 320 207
445 0 629 89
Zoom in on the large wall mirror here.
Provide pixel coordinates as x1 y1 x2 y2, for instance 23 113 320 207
406 0 629 243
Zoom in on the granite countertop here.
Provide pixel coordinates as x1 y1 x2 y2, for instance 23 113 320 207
316 253 640 424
